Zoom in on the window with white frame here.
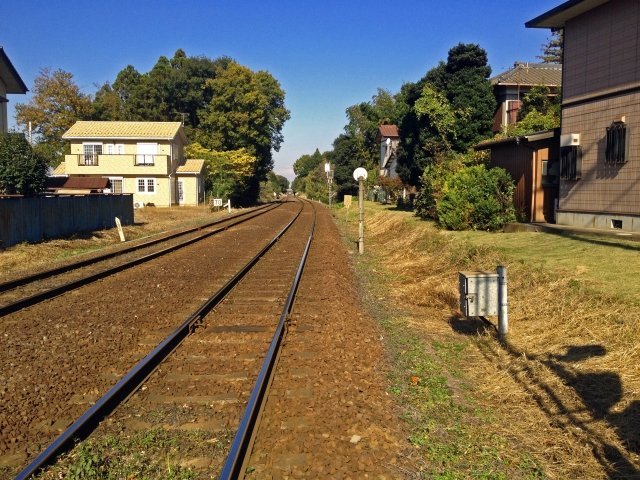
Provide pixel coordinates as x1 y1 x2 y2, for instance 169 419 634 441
82 143 102 165
136 142 158 165
109 177 123 194
106 143 125 155
137 178 156 193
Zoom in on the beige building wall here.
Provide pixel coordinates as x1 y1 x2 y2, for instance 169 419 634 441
66 140 179 176
123 176 172 207
177 176 202 206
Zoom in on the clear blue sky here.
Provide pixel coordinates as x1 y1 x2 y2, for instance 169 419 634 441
3 0 559 181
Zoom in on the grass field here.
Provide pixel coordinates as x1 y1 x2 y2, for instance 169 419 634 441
337 202 640 479
3 202 638 478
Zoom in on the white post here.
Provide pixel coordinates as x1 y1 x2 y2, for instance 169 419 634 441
226 200 232 213
115 217 126 242
358 177 364 255
497 265 508 337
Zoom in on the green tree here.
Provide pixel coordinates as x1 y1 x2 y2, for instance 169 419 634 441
396 43 494 186
438 43 495 151
0 133 48 195
413 84 460 154
14 68 93 165
185 142 256 204
507 85 560 136
260 171 289 201
198 61 290 201
293 148 325 179
538 30 563 64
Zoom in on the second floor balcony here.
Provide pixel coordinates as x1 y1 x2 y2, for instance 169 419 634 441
67 154 172 175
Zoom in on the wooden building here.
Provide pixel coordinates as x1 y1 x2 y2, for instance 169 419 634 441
476 129 560 223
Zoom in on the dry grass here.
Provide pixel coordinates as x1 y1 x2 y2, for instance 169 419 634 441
0 205 220 279
340 203 640 479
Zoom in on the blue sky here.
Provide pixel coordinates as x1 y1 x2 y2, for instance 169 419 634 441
3 1 559 181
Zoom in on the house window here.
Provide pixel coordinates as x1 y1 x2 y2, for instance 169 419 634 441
178 180 184 203
560 146 581 180
605 121 627 164
106 144 125 155
82 143 102 166
109 177 123 194
137 178 155 193
136 142 158 165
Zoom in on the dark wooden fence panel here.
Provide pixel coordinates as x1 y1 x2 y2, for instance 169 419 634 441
0 194 133 248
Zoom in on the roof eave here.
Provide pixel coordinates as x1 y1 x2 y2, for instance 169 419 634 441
525 0 610 28
0 47 28 94
62 135 180 141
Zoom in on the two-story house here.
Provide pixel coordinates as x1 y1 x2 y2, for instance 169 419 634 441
528 0 640 232
377 124 400 178
0 47 28 133
491 62 562 134
59 121 205 207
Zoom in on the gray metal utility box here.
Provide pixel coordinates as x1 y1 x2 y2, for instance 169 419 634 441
459 271 499 317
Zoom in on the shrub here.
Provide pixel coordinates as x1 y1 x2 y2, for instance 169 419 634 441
436 164 516 231
0 133 48 195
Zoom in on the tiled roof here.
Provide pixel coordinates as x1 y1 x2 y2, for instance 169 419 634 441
62 121 184 140
51 163 66 176
378 125 400 137
177 159 206 174
491 62 562 87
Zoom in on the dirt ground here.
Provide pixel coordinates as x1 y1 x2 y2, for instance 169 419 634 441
1 201 414 479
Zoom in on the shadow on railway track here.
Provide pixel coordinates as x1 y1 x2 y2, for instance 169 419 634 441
450 316 640 479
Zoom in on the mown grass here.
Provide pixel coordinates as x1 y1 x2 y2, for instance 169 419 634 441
449 228 640 305
335 201 640 478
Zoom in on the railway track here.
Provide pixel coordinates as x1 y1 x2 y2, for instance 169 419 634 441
5 198 316 479
0 202 280 317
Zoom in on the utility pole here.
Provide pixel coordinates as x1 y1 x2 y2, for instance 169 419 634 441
324 162 333 208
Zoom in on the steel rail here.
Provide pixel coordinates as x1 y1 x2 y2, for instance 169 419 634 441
0 203 283 318
0 202 279 294
14 201 306 480
220 201 316 480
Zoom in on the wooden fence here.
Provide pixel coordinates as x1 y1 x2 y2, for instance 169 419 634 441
0 194 134 248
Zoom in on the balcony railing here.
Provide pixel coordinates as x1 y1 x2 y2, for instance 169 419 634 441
135 154 156 166
74 154 166 167
69 154 170 175
78 154 99 166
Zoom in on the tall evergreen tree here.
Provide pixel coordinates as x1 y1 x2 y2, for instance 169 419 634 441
440 43 495 151
538 30 563 64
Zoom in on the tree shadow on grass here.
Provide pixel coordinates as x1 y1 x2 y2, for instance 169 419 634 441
449 316 640 478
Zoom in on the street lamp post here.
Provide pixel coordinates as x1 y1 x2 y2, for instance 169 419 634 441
352 167 368 255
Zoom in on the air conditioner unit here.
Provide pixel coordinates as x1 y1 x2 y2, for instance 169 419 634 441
560 133 580 147
134 201 144 209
